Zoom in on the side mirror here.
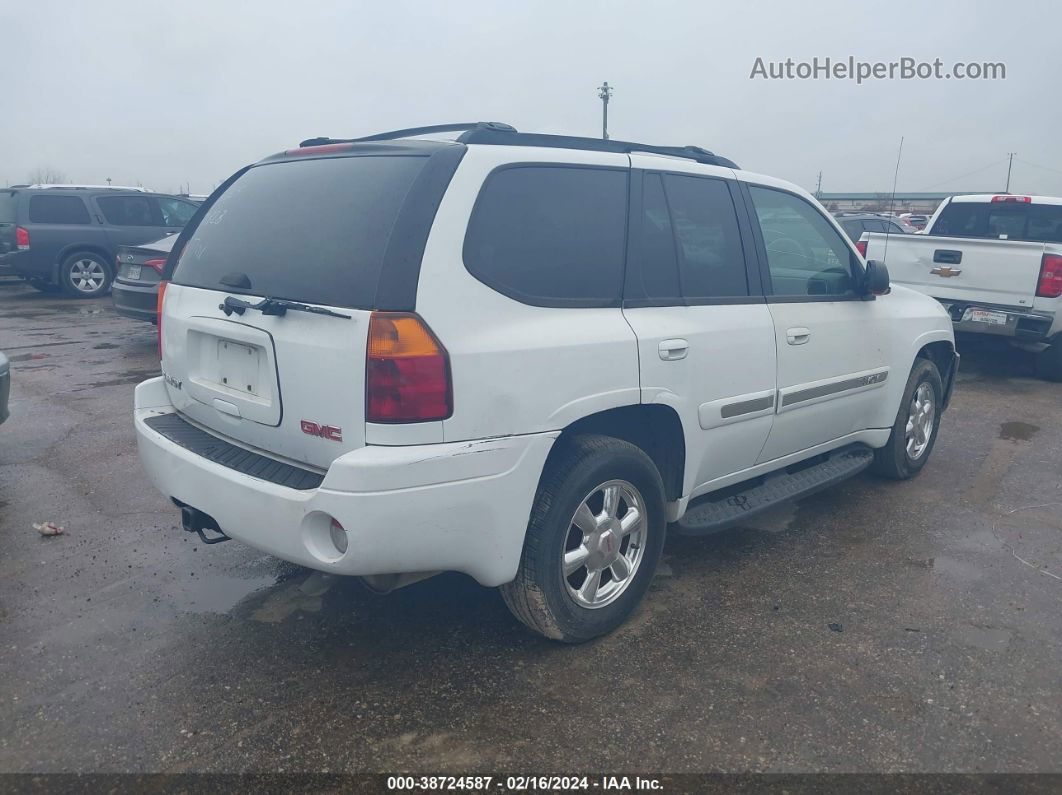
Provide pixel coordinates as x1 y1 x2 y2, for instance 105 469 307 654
863 259 891 298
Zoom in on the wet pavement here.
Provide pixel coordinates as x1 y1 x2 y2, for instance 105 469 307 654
1 280 1060 773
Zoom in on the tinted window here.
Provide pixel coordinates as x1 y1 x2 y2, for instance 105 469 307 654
97 195 158 226
158 197 199 227
749 186 856 298
662 174 747 298
28 195 90 224
1027 205 1062 243
173 156 427 309
0 191 16 223
839 220 863 241
862 219 888 233
464 166 627 305
637 173 681 299
930 202 983 237
887 222 907 234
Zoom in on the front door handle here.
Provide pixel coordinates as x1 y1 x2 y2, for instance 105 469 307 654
658 338 689 361
786 327 811 346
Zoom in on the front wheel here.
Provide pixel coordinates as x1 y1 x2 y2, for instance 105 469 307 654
59 251 112 298
871 358 944 480
500 435 667 643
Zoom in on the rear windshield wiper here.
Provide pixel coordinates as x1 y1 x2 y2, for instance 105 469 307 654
220 295 351 319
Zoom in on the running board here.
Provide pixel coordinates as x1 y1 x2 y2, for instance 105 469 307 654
673 444 874 536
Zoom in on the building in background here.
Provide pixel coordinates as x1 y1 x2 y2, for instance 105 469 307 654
817 192 998 215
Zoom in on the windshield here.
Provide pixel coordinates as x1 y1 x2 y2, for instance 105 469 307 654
172 155 427 308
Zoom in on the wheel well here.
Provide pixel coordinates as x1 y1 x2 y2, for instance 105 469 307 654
553 405 686 501
917 340 955 381
56 245 114 272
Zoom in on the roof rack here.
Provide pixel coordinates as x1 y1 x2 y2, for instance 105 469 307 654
299 122 738 169
26 183 149 192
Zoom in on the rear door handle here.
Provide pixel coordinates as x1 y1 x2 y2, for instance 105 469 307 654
786 327 811 346
658 338 689 361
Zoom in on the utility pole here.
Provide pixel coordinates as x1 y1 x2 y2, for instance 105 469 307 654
815 171 823 199
597 81 613 140
1005 152 1016 193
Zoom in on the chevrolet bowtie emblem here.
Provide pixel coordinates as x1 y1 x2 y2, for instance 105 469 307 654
930 266 962 277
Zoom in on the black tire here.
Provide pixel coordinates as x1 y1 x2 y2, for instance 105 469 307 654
871 358 944 480
1035 341 1062 382
59 251 113 298
500 434 667 643
27 278 60 293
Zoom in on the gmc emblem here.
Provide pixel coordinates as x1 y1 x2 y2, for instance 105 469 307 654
300 420 343 442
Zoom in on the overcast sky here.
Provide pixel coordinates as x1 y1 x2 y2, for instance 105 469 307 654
3 0 1060 196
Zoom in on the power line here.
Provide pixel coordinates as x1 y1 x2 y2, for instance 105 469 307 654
1014 156 1062 177
915 160 1005 191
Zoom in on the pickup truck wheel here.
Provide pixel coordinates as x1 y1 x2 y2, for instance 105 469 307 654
1035 342 1062 382
59 252 112 298
500 434 667 643
871 358 943 480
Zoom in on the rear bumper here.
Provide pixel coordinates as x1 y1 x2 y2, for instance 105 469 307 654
937 298 1054 341
112 279 159 323
0 250 44 279
133 377 555 586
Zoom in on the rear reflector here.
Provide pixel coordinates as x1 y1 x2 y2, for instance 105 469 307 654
366 312 452 423
992 195 1031 203
855 240 868 257
1036 254 1062 298
144 258 167 275
156 280 169 358
15 226 29 250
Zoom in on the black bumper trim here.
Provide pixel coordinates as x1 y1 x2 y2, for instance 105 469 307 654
143 413 324 490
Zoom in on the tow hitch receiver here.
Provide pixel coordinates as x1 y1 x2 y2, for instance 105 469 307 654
179 504 231 544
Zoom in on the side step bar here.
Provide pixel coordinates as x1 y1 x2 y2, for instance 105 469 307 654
673 444 875 536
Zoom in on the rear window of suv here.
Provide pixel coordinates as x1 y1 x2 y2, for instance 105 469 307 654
172 155 427 309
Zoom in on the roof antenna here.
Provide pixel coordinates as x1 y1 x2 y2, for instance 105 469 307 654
882 135 904 263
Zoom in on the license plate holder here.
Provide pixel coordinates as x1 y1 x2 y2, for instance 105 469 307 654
216 340 261 396
126 264 142 280
965 308 1008 326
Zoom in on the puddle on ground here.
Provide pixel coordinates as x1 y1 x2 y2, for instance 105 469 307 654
72 368 160 390
999 421 1040 442
92 342 120 350
8 352 49 362
162 571 283 614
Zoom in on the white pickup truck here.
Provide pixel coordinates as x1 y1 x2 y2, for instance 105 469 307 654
861 194 1062 380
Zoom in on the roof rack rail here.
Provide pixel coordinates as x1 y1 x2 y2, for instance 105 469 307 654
299 122 516 148
26 183 149 192
297 123 737 169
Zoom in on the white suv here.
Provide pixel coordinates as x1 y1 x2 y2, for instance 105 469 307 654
134 122 958 642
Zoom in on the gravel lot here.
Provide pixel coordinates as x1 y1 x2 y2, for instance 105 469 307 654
1 280 1060 774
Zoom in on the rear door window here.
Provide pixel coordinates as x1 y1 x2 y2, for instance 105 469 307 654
97 195 160 226
173 155 428 309
28 195 91 224
463 165 628 306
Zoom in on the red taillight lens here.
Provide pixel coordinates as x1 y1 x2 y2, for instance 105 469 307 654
15 226 29 250
1036 254 1062 298
992 195 1031 203
855 240 868 257
144 258 167 275
366 312 452 423
156 280 169 358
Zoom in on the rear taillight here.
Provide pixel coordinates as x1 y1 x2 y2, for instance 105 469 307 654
1036 254 1062 298
855 240 868 257
156 280 169 359
366 312 452 423
15 226 29 250
992 195 1031 203
144 258 167 275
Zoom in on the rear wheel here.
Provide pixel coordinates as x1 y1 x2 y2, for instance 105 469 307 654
1035 341 1062 382
500 435 667 643
59 251 112 298
871 358 943 480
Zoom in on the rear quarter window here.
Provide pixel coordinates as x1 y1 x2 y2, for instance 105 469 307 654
463 165 628 307
28 195 91 224
0 192 16 223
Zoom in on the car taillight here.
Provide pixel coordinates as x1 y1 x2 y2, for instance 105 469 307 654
992 195 1031 203
156 280 169 359
855 240 868 257
15 226 29 250
144 258 167 275
1036 254 1062 298
366 312 452 423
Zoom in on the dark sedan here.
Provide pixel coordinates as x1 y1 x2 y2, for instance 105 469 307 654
111 234 177 323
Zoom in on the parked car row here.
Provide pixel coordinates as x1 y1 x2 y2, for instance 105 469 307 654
132 122 958 642
0 185 199 298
